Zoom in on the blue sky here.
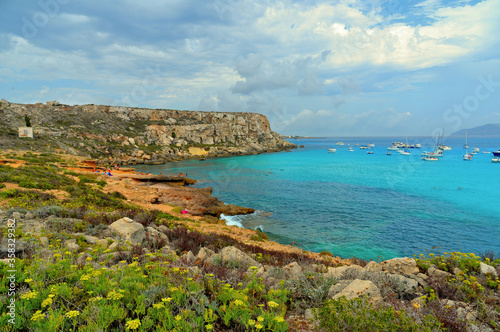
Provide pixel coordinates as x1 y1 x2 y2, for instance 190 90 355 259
1 0 499 136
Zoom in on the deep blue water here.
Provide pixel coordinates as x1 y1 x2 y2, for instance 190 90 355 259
134 137 500 260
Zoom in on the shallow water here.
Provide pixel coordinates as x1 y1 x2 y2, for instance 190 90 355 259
134 137 500 260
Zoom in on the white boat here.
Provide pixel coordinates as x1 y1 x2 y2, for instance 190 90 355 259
328 148 337 153
367 150 374 154
472 148 480 153
336 142 345 145
399 150 411 155
492 158 500 163
482 151 490 154
387 146 399 151
348 147 354 152
463 131 472 160
422 156 438 161
415 143 422 148
359 145 369 149
368 143 375 147
440 145 452 151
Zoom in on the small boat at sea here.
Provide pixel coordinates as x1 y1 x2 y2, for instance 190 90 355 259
492 158 500 163
399 150 411 155
421 156 438 161
387 145 399 151
482 151 490 154
336 142 345 145
415 143 421 148
463 131 472 160
386 151 391 155
348 147 354 152
359 145 369 149
368 143 375 147
328 148 337 153
492 149 500 157
367 150 374 154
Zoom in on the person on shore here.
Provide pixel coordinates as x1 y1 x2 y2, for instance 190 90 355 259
178 172 183 177
185 173 187 178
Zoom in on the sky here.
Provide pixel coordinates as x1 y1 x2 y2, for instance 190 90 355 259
1 0 500 137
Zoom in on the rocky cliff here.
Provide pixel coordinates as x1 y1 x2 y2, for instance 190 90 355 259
0 99 296 164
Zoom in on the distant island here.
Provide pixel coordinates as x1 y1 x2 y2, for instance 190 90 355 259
450 123 500 137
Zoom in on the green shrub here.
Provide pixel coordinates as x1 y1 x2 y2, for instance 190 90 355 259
314 296 445 332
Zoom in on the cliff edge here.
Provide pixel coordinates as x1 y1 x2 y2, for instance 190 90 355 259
0 99 296 164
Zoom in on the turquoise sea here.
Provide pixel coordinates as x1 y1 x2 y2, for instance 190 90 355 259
134 137 500 260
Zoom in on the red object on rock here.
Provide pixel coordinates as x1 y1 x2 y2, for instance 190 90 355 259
181 210 189 214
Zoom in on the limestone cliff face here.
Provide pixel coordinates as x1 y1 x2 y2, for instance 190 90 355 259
0 100 296 164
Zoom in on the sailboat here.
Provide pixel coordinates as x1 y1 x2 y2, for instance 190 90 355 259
463 130 472 160
399 137 411 155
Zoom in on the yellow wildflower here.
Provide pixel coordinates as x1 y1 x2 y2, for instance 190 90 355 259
107 291 124 300
125 319 141 330
162 297 172 302
175 315 182 321
86 257 93 262
233 299 244 306
65 310 80 318
267 301 279 308
257 316 264 322
248 319 255 326
24 278 33 283
20 291 38 300
256 323 263 329
205 324 213 331
31 310 45 322
153 303 165 309
274 316 285 323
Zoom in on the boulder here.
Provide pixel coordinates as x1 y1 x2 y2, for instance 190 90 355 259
326 264 363 279
108 217 145 244
196 247 214 262
427 266 452 279
67 242 80 252
479 262 498 277
83 235 99 244
283 262 305 280
11 211 22 220
24 212 35 220
332 279 383 305
219 246 261 268
327 280 352 298
95 239 108 249
146 226 169 243
388 273 419 294
379 257 419 275
364 261 382 272
0 238 29 257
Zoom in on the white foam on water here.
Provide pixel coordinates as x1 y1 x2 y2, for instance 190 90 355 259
220 214 244 228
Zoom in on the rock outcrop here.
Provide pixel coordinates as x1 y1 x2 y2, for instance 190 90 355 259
0 101 296 164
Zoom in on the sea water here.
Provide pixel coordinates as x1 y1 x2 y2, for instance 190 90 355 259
134 137 500 260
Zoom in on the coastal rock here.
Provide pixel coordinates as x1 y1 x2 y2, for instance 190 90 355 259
66 242 80 252
155 184 254 217
332 279 383 305
146 226 169 243
108 217 146 245
379 257 419 275
479 262 498 277
0 238 29 257
95 239 109 248
11 211 22 220
427 266 452 279
364 261 382 272
219 246 261 269
0 102 297 164
326 264 363 280
327 280 352 298
388 273 419 294
196 247 214 262
83 235 99 244
283 262 305 280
